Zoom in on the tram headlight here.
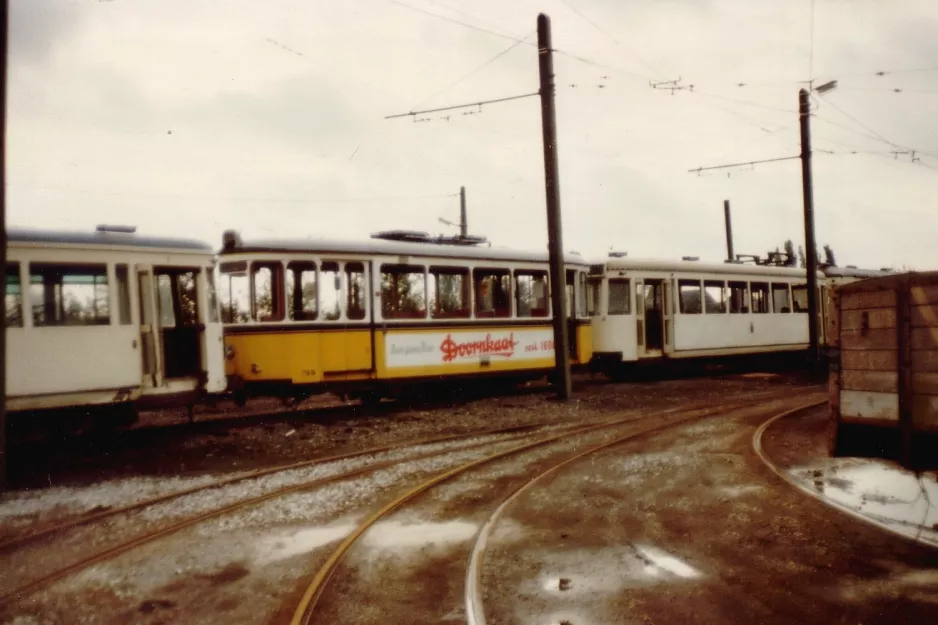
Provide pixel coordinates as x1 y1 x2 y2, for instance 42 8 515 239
224 345 236 360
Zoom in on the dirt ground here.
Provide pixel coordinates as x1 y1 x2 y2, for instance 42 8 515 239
4 371 804 490
6 372 934 625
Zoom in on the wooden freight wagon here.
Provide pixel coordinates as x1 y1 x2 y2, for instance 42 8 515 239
828 271 938 466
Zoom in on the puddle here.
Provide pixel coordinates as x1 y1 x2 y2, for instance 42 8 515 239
253 521 357 565
362 519 477 550
635 545 702 579
789 460 938 545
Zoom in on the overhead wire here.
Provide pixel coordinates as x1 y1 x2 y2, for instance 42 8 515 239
411 31 535 110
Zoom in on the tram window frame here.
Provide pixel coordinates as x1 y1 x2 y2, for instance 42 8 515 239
515 270 549 318
346 262 367 321
473 268 511 318
251 262 285 322
791 284 808 312
29 262 110 327
428 266 470 320
285 261 318 321
586 277 602 316
772 283 792 313
704 280 726 314
728 281 749 314
608 279 631 315
320 261 343 321
219 262 251 324
750 282 770 314
381 264 427 320
678 279 702 314
5 262 22 327
577 272 588 318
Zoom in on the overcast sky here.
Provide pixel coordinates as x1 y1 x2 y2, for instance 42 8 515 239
7 0 938 270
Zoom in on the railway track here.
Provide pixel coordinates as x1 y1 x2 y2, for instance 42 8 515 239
288 394 825 625
0 389 815 621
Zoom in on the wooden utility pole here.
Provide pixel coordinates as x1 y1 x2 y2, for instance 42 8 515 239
799 88 820 378
537 13 571 400
723 199 734 262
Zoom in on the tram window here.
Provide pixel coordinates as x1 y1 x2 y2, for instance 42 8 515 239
750 282 770 313
729 281 748 314
219 263 250 323
381 264 426 319
346 262 367 321
156 275 176 327
515 271 549 318
772 283 792 313
678 279 702 314
608 279 630 315
176 272 199 326
286 261 317 321
321 262 343 321
704 280 726 314
30 263 110 326
252 263 284 322
792 284 808 312
5 262 22 327
115 264 132 325
586 278 602 316
205 269 220 323
474 269 511 318
429 267 470 319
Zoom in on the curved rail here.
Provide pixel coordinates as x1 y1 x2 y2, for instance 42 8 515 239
288 394 798 625
0 425 571 607
752 403 938 550
464 398 827 625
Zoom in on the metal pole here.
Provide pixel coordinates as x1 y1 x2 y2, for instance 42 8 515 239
799 88 820 377
723 199 734 262
537 13 571 400
459 186 467 238
1 0 8 493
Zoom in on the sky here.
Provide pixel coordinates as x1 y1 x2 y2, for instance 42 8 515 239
6 0 938 270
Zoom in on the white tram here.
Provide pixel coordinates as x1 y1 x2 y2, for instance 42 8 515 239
587 257 831 371
5 226 227 415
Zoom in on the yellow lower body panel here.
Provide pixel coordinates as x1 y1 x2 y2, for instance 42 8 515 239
225 329 373 383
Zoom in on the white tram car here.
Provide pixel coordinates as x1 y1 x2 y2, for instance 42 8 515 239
588 257 833 373
5 226 227 415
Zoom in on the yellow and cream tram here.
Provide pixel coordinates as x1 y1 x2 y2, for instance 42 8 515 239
217 230 593 404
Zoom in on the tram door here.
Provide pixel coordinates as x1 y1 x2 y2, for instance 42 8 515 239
136 266 163 389
638 279 668 358
153 267 203 379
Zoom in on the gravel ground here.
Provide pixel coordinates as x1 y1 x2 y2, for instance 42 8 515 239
0 371 826 625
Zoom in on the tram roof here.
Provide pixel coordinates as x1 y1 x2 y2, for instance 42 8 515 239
599 257 827 278
7 227 214 252
219 234 589 265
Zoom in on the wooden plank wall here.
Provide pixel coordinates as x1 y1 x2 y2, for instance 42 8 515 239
838 288 899 424
911 283 938 429
834 278 938 431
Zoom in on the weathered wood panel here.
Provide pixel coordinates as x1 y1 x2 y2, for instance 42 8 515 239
840 328 898 350
842 370 898 393
840 308 897 331
912 394 938 430
913 372 938 396
842 349 897 372
912 328 938 350
840 389 899 421
841 290 896 310
912 350 938 373
911 304 938 328
911 285 938 306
